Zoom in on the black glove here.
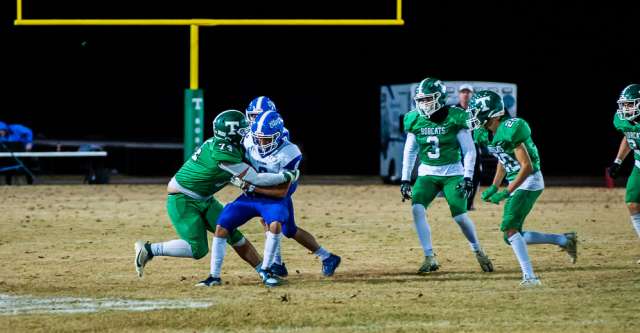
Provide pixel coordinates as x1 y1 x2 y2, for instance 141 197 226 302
608 161 622 179
400 181 412 202
457 177 474 199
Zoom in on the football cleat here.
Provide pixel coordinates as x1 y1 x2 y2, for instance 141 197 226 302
322 254 341 277
519 276 542 288
195 275 222 287
257 269 282 287
134 240 153 278
270 262 289 278
561 232 578 264
418 255 439 274
475 250 494 272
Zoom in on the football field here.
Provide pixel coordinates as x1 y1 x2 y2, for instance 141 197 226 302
0 184 638 332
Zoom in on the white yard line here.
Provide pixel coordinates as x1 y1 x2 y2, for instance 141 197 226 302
0 294 212 315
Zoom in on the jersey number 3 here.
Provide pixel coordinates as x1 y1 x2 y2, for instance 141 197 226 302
427 136 440 159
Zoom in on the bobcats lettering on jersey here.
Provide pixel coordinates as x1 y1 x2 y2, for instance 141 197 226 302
404 105 469 166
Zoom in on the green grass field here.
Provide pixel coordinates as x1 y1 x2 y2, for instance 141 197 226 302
0 184 638 332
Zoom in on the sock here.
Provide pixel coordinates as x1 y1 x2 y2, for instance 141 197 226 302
267 231 283 265
522 231 567 247
412 204 434 256
150 239 193 258
632 213 640 238
274 242 283 265
509 233 536 279
314 247 331 261
453 213 481 252
210 237 227 278
261 232 282 270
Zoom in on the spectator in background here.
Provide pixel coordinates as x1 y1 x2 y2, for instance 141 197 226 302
455 85 482 210
0 121 33 151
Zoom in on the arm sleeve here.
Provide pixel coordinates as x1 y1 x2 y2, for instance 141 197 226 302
457 129 477 179
219 162 286 186
401 133 419 181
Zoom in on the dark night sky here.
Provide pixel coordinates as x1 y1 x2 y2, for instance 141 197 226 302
2 0 639 176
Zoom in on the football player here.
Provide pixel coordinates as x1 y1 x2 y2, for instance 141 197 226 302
607 84 640 264
467 90 577 287
401 78 494 274
133 110 298 280
202 111 340 287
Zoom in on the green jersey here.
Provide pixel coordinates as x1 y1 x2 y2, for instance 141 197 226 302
174 137 243 198
613 114 640 166
483 118 541 182
403 106 469 166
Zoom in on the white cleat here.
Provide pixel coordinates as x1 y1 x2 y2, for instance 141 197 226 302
519 277 542 288
134 240 153 278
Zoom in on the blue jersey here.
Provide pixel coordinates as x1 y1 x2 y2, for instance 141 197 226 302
245 140 301 196
217 139 302 238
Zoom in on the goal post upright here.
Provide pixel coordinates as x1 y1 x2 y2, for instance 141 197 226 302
14 0 404 160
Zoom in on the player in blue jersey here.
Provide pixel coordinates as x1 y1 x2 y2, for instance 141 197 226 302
199 110 340 287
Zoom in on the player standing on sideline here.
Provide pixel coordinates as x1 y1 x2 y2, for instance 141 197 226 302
133 110 299 280
400 78 493 274
455 85 482 211
202 111 340 287
467 90 578 287
607 84 640 264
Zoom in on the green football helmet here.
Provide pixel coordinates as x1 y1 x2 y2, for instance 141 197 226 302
414 78 447 117
466 90 505 129
213 109 249 144
617 84 640 121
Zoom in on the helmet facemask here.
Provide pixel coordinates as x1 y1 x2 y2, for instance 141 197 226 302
246 111 261 125
415 92 442 117
466 108 483 130
253 131 281 156
617 98 640 121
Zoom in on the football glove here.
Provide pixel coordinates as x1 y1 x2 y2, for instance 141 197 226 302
229 177 256 194
489 189 510 204
400 181 412 202
607 161 622 179
456 177 474 199
481 185 498 202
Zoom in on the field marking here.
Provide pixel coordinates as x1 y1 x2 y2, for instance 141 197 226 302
0 294 212 315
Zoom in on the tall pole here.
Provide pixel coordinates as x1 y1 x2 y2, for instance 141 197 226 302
183 25 204 161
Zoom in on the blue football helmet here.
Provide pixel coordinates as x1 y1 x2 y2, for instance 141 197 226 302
246 96 277 125
252 111 285 156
